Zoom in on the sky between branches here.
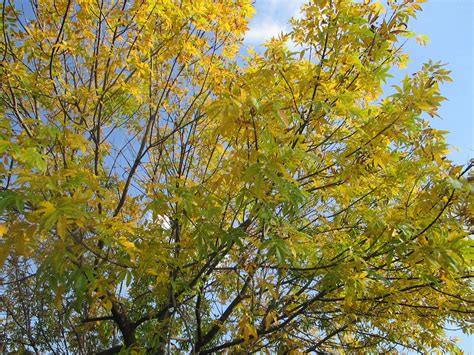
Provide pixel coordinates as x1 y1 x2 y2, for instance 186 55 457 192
244 0 473 165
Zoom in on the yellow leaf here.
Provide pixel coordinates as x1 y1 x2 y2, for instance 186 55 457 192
264 310 278 329
416 34 429 46
54 287 64 309
0 240 11 266
37 201 56 214
371 2 386 14
103 298 112 311
238 315 258 342
14 232 26 256
56 217 68 239
119 237 136 251
169 196 182 203
0 224 8 237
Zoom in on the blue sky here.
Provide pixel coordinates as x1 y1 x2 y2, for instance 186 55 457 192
244 0 473 352
399 0 473 165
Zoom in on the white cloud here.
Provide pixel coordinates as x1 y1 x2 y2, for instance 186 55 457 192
244 0 308 44
244 19 287 43
157 214 171 230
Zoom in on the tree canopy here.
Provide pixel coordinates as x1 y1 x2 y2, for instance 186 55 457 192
0 0 472 353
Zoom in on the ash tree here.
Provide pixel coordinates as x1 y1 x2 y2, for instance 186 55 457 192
0 0 472 353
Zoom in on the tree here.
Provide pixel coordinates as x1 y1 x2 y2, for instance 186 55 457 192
0 0 472 353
